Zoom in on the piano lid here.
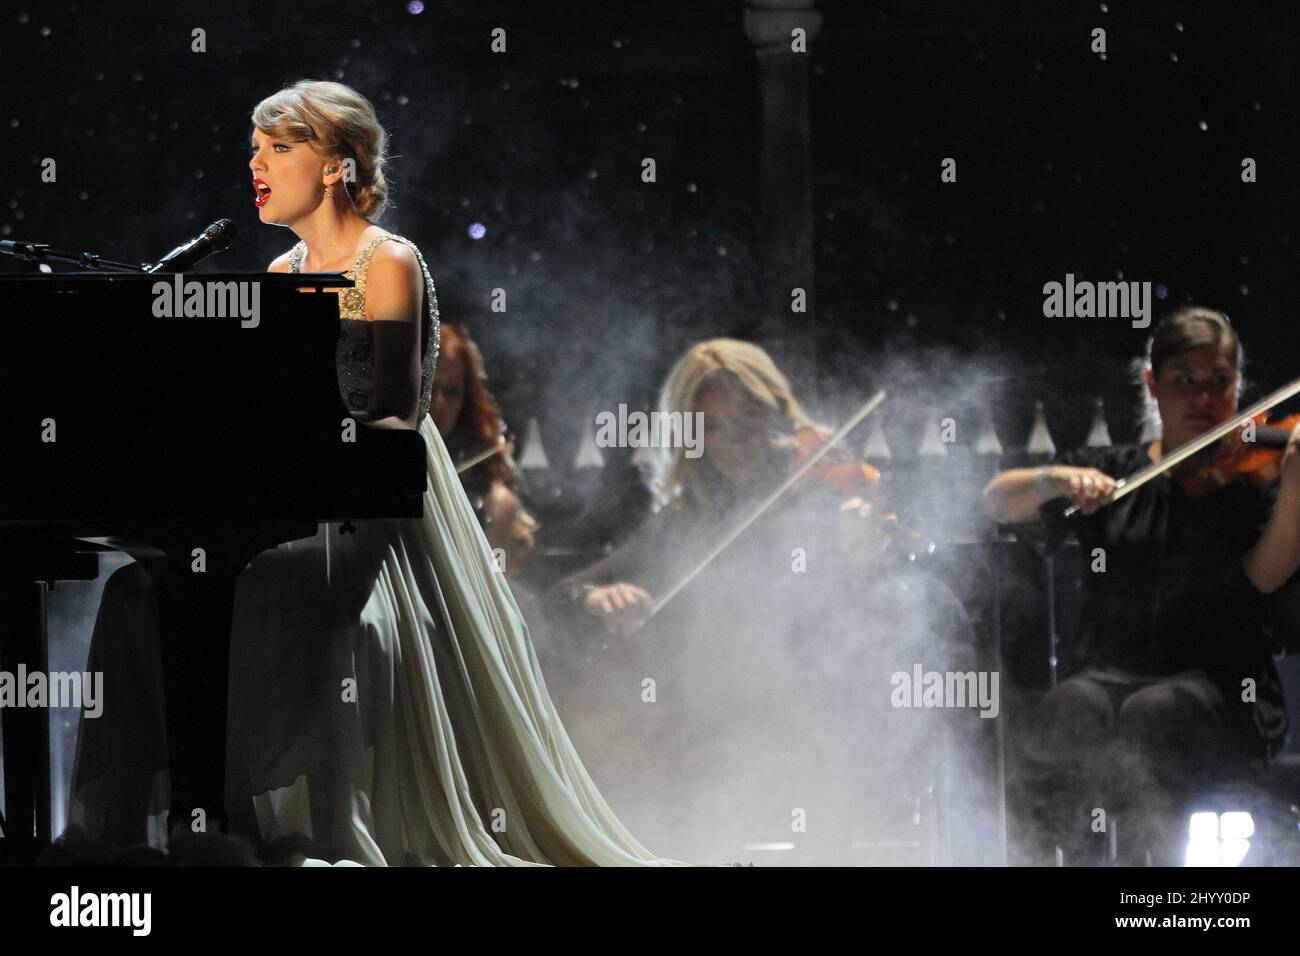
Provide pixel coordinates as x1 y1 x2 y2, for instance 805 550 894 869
0 272 355 290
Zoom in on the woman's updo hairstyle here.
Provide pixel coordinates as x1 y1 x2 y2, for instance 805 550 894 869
251 80 390 220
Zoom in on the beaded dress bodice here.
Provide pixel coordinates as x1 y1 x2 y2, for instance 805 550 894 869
289 233 439 418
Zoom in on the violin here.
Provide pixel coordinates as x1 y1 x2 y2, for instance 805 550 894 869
791 424 882 497
650 390 887 615
789 424 929 558
1064 377 1300 518
1176 412 1300 497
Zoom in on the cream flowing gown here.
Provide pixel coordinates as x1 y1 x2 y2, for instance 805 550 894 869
69 233 685 866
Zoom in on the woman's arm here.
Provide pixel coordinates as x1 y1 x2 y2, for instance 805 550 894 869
549 514 670 636
981 465 1118 524
1243 424 1300 594
361 244 424 430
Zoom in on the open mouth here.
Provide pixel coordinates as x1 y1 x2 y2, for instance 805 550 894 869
253 179 272 207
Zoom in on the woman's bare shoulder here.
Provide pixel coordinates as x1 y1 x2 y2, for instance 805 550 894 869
368 236 421 272
364 240 424 320
266 245 301 273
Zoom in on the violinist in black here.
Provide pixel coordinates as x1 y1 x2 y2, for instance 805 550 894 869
982 306 1300 865
547 338 976 863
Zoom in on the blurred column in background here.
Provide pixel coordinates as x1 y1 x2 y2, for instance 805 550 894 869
744 0 822 396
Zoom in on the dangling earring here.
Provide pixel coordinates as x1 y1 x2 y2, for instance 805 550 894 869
324 184 334 199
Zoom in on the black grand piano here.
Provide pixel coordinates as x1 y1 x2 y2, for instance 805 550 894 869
0 271 427 860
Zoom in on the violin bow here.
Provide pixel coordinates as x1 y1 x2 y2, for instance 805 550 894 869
649 389 887 617
1063 375 1300 518
456 438 514 475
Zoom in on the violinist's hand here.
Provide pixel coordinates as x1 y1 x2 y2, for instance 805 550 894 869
1051 466 1117 515
836 496 894 564
582 583 653 637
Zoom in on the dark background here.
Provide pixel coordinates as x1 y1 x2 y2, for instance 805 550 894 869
3 1 1297 522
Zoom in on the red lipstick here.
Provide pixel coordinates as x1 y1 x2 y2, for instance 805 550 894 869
253 178 272 207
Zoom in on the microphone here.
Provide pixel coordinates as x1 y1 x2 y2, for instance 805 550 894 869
146 218 237 273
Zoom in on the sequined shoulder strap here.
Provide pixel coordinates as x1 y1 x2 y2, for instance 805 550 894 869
287 234 406 278
287 240 307 274
347 234 422 315
351 233 408 280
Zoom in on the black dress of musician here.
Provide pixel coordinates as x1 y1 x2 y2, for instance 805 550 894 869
547 339 979 863
982 306 1300 865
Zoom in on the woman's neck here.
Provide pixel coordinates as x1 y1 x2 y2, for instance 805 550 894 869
293 205 376 271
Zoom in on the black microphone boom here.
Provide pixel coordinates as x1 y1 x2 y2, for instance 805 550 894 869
146 218 237 274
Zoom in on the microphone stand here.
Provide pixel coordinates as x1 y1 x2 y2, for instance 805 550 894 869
0 240 150 273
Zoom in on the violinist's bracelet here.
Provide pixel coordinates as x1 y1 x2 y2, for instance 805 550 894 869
1033 465 1057 502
